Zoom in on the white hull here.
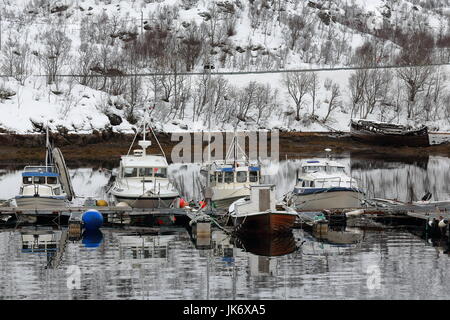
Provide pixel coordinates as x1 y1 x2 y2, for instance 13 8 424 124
212 187 250 209
113 195 177 209
292 190 362 210
15 197 67 209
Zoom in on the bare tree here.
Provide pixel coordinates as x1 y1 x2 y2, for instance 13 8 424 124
287 14 305 50
40 27 72 87
283 72 311 121
1 33 31 85
323 79 342 122
308 72 320 116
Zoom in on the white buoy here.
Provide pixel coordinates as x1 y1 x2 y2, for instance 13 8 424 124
345 209 364 217
438 219 447 228
116 202 130 207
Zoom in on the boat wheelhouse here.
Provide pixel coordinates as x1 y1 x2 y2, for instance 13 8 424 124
109 116 180 208
288 158 364 210
15 165 69 208
202 133 262 209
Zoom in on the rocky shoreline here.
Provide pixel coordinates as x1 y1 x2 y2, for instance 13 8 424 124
0 131 448 167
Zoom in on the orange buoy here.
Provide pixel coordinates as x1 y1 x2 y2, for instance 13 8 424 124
179 198 188 208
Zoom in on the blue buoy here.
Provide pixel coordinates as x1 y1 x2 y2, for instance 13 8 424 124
82 230 103 248
82 209 104 230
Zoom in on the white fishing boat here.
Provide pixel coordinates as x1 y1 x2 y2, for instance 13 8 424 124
109 116 179 208
202 134 261 209
287 154 364 211
15 129 74 209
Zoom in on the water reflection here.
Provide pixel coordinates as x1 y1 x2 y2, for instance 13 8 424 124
0 156 449 204
0 225 450 299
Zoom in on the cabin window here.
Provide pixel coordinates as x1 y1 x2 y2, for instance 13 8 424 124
124 167 138 177
154 168 167 178
236 171 247 183
224 172 234 183
47 177 57 184
139 168 153 177
302 180 306 187
216 172 223 183
33 176 45 184
249 171 258 182
209 174 216 186
23 177 32 184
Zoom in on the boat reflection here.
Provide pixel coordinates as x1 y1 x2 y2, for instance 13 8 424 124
312 226 363 245
20 227 68 269
117 232 177 261
233 232 297 256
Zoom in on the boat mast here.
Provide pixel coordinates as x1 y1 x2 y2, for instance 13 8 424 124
45 126 49 168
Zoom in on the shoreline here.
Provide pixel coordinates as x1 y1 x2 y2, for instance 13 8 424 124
0 131 448 167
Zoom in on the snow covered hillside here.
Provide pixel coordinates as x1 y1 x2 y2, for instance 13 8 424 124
0 0 449 134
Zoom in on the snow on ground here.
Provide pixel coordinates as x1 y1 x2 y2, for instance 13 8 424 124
0 0 448 134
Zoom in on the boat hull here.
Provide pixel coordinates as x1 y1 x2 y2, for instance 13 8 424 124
350 122 429 147
15 196 67 209
232 211 297 235
212 188 251 209
113 195 177 209
291 189 362 210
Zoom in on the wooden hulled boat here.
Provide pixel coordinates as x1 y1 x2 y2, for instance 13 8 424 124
229 184 298 235
350 119 429 147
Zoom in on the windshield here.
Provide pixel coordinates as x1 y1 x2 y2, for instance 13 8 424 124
303 166 325 173
123 167 138 177
154 167 167 178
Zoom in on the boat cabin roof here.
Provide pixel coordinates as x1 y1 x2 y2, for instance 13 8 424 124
213 165 260 172
301 159 345 168
120 154 168 168
22 166 59 177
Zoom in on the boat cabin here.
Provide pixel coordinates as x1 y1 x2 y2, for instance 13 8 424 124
118 155 169 180
296 160 357 189
19 166 64 196
209 165 260 186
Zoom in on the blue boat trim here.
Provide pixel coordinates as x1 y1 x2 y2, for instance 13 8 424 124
293 187 364 195
306 160 320 163
216 166 260 172
22 172 59 177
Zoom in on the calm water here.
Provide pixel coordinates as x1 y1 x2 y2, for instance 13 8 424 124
0 155 450 299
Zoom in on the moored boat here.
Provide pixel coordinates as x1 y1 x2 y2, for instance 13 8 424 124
109 115 180 208
202 133 261 209
287 157 364 211
350 119 429 147
229 184 298 235
15 129 73 209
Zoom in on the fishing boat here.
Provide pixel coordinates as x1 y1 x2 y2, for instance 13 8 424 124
229 184 298 235
15 129 74 209
287 156 364 211
109 115 179 208
202 134 261 209
350 119 429 147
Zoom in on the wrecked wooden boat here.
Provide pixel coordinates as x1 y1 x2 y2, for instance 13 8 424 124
350 119 429 147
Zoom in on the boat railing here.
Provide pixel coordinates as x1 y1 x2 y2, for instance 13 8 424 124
311 176 356 189
23 165 56 173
